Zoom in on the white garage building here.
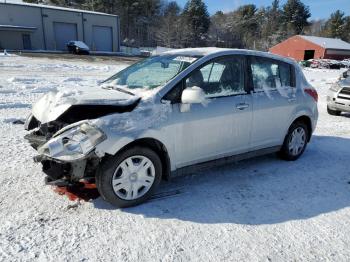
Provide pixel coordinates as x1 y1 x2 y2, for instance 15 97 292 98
0 2 120 52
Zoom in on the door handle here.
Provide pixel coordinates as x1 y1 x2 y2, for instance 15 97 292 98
288 98 297 102
236 103 249 110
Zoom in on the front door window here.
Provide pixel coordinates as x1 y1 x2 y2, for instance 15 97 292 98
185 56 246 98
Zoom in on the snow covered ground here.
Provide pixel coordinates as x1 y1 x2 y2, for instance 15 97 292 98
0 55 349 261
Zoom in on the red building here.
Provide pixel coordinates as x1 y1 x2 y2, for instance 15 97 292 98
269 35 350 61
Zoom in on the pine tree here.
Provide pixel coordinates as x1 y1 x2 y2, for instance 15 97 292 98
283 0 311 35
323 10 346 39
227 4 258 49
265 0 286 48
181 0 210 47
156 1 182 47
209 11 226 46
343 17 350 42
270 0 282 32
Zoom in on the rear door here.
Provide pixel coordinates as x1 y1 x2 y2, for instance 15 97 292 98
166 55 253 167
248 56 297 149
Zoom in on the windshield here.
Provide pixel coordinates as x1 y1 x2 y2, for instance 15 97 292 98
103 55 200 90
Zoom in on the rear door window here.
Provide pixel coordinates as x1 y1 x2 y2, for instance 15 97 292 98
250 56 294 91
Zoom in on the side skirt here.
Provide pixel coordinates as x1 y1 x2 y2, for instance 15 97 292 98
171 146 281 178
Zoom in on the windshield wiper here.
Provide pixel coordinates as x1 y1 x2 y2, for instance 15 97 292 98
102 86 135 96
113 87 135 96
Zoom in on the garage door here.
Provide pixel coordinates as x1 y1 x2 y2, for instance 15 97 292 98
92 26 113 52
53 22 78 50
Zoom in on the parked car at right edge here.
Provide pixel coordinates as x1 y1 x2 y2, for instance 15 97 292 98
327 70 350 115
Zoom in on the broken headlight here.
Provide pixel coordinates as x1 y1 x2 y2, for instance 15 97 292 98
38 123 106 161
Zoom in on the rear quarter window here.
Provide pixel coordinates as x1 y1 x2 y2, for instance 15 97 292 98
279 62 295 87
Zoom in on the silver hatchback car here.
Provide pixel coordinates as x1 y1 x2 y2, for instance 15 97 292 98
25 48 318 207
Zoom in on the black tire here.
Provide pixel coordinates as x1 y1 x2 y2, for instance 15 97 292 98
279 121 309 161
96 146 162 208
327 106 341 116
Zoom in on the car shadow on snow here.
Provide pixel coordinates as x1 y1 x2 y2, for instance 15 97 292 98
93 135 350 225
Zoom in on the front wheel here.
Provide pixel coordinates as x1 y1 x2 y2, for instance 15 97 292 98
279 121 309 161
96 146 162 208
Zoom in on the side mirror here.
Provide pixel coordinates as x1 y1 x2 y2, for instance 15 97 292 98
343 70 349 78
181 86 207 104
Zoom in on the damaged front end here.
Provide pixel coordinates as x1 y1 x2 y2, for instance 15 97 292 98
26 119 106 186
24 94 140 186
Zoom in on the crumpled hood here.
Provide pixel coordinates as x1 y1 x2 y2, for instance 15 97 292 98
32 85 139 124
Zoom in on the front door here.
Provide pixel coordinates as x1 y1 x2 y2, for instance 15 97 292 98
171 55 253 168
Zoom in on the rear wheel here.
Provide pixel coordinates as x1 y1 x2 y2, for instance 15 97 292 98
279 121 309 161
96 146 162 208
327 106 341 116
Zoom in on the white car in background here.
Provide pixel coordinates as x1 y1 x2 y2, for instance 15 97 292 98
327 70 350 115
25 48 318 207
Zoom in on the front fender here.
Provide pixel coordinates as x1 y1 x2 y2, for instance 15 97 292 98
95 128 176 170
95 135 134 157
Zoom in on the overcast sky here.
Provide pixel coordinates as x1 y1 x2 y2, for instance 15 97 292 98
175 0 350 20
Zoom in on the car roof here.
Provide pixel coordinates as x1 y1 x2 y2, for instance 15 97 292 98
69 41 89 49
162 47 296 65
163 47 233 56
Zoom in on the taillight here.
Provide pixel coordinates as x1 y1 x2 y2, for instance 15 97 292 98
305 88 318 102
